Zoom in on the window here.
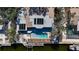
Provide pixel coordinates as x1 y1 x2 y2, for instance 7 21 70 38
34 18 36 24
34 18 44 25
19 24 25 30
37 18 43 24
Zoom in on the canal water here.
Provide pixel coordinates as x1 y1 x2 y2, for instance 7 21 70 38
0 44 69 51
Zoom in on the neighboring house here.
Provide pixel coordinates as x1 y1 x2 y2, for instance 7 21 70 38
0 16 11 46
16 7 54 46
62 7 79 44
0 23 11 46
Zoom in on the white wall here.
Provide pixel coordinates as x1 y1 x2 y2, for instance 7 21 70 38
0 34 7 44
77 21 79 31
29 15 54 28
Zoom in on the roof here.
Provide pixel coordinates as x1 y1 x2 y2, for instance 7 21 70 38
70 8 79 16
70 8 79 25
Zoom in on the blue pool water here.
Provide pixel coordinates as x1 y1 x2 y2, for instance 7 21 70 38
18 27 51 39
31 33 48 39
37 34 48 39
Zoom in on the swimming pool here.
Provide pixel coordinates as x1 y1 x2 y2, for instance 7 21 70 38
31 33 48 39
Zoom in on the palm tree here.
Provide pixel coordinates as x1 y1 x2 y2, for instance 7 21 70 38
53 7 68 42
0 8 19 20
7 27 16 43
54 7 63 22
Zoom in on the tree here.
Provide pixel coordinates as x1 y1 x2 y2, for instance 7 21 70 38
54 7 63 22
0 19 3 25
0 8 20 43
0 8 19 21
7 27 16 43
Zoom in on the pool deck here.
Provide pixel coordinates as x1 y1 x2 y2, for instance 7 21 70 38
28 39 51 43
19 32 51 44
29 32 51 43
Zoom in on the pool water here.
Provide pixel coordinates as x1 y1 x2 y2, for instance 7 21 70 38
31 33 48 39
37 34 48 39
68 29 74 35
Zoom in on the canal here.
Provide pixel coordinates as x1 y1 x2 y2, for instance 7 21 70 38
0 44 70 51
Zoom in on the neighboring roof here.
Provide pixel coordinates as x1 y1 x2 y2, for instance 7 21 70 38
70 8 79 16
70 8 79 25
71 16 79 25
48 8 54 18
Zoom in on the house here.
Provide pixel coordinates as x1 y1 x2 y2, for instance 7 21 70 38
61 7 79 44
16 7 54 46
